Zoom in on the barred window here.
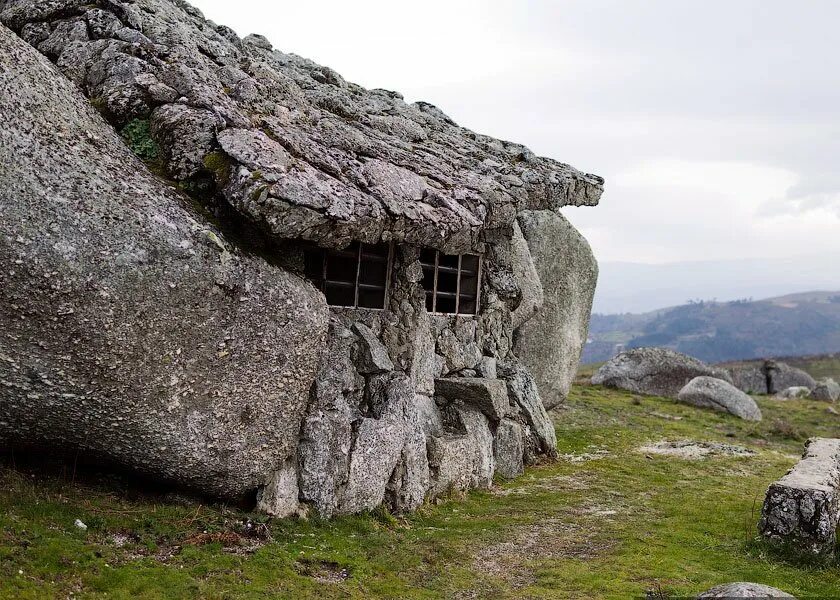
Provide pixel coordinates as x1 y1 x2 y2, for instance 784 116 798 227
419 249 481 315
304 242 393 309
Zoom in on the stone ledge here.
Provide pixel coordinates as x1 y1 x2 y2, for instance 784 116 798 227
434 377 510 421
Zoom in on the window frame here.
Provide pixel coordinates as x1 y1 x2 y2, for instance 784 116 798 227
305 242 394 310
420 250 483 316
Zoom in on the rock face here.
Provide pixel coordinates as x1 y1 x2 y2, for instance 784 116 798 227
677 377 762 421
592 348 732 399
514 210 598 409
0 22 329 500
0 0 602 517
730 360 816 395
697 582 795 599
759 438 840 557
810 378 840 402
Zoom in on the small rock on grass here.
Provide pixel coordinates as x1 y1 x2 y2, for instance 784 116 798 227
697 582 795 598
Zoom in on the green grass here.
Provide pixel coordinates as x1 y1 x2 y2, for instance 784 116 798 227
3 386 840 599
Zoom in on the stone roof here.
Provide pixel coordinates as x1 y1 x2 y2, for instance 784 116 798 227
1 0 604 252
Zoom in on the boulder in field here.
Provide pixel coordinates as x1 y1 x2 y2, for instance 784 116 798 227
0 22 329 501
591 347 732 399
776 386 811 400
677 377 762 422
765 360 816 394
810 378 840 402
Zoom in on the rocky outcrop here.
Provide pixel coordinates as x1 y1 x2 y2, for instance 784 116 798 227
766 361 816 395
0 0 603 256
730 360 816 395
810 378 840 402
592 348 732 399
513 210 598 409
0 22 328 500
697 583 795 599
677 377 762 421
759 438 840 557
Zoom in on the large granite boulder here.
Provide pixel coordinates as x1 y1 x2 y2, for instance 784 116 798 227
765 361 816 395
0 0 603 257
592 347 732 399
697 582 795 599
513 210 598 409
810 378 840 402
0 23 329 500
677 377 762 421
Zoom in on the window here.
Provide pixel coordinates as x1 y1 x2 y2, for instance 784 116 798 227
420 249 481 315
304 242 393 309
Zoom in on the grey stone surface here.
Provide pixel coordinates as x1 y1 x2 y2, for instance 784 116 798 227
1 0 603 255
514 210 598 409
759 437 840 557
0 23 329 500
678 377 762 421
353 322 395 374
434 377 510 421
730 365 769 395
255 459 302 518
697 582 795 598
766 360 816 394
341 374 412 514
776 386 811 400
592 347 733 399
498 360 558 460
494 419 525 479
810 378 840 402
427 407 495 495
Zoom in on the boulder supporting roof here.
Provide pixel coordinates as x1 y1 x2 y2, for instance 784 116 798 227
0 0 604 252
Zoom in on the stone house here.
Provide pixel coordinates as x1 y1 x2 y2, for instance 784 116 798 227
0 0 603 517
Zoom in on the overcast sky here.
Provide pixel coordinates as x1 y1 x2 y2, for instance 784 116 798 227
193 0 840 266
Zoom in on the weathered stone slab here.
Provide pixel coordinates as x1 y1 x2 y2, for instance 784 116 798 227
494 419 525 479
427 407 495 495
352 322 394 374
434 377 510 421
759 438 840 557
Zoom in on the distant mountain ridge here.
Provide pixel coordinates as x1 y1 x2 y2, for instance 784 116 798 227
594 256 840 314
583 291 840 365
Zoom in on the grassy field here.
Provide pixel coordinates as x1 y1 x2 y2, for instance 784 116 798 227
3 385 840 599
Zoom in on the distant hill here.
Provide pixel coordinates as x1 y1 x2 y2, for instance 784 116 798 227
594 256 840 314
583 291 840 364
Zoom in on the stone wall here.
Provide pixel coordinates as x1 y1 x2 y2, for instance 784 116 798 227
277 243 558 517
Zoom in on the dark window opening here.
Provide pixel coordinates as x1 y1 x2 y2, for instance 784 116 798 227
419 249 481 315
304 242 392 309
